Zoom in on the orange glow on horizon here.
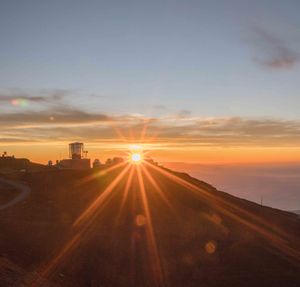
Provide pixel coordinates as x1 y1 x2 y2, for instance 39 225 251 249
4 144 300 165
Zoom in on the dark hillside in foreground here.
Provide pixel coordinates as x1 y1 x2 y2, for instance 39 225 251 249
0 156 50 174
0 163 299 287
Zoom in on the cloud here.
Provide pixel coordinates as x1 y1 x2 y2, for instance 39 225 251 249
1 106 300 148
0 107 111 126
0 89 67 104
164 162 300 210
175 110 192 119
0 138 36 143
250 26 299 69
0 95 45 103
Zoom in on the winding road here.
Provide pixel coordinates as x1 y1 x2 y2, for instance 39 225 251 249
0 178 31 210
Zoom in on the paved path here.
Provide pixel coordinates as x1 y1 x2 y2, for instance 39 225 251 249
0 178 31 210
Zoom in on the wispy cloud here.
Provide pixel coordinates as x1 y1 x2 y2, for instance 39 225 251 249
0 108 111 125
0 89 67 104
1 105 300 148
250 26 299 69
174 110 192 119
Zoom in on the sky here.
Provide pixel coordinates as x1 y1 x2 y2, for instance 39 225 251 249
1 0 300 165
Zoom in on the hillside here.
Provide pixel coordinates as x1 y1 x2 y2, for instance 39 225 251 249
0 162 299 287
0 157 49 174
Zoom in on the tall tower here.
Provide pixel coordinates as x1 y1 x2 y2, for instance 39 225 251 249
69 142 84 160
59 142 90 169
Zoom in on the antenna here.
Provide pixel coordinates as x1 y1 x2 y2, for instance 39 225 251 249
83 150 88 158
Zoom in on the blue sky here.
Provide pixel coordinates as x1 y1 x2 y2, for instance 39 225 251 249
1 0 300 118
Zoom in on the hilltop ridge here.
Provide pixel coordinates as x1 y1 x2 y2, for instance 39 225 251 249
0 161 299 286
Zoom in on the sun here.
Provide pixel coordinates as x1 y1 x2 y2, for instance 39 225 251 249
128 144 144 164
131 153 142 163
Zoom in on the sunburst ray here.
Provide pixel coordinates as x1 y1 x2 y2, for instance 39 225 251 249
76 161 127 186
115 165 135 225
73 163 131 227
136 165 165 286
31 163 132 286
141 164 175 214
144 161 300 263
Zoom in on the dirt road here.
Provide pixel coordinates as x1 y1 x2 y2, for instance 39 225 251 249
0 178 31 210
